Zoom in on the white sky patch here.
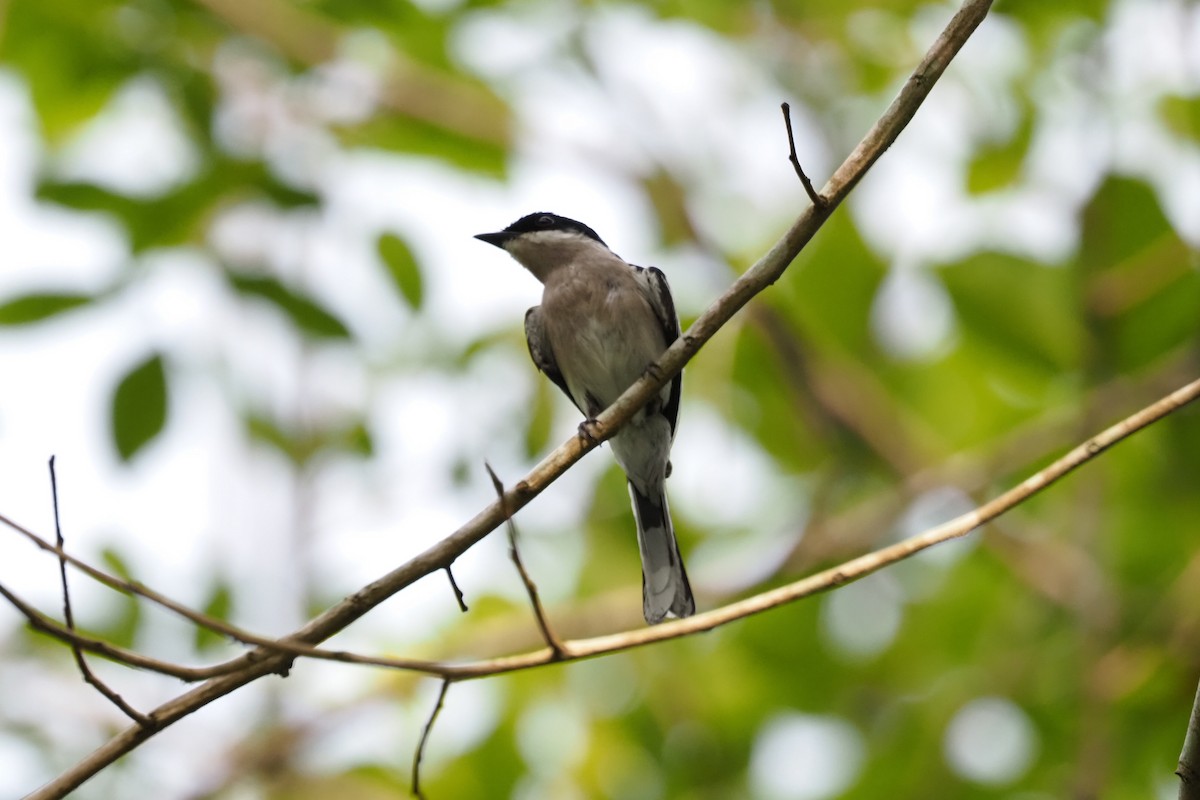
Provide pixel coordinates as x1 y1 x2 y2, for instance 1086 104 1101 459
944 696 1038 784
870 263 957 361
55 77 200 198
820 570 905 660
749 713 865 800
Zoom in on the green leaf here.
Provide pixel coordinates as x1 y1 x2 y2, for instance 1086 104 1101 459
965 117 1032 194
194 582 233 653
0 292 92 325
523 377 555 459
229 274 351 340
338 115 508 177
95 548 141 649
937 252 1084 371
111 353 168 461
1158 93 1200 143
377 232 424 310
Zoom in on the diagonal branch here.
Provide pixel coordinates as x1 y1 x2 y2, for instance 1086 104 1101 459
127 375 1196 681
23 2 995 797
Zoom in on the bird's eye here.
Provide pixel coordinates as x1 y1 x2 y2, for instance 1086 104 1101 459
538 215 554 226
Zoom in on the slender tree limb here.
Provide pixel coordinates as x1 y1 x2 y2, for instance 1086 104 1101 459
0 581 210 680
0 511 285 657
22 371 1188 690
1180 675 1200 799
49 458 151 725
485 463 566 659
781 102 825 208
411 678 452 800
23 3 995 797
234 375 1200 680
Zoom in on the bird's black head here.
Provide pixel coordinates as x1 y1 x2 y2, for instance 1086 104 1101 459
474 212 607 249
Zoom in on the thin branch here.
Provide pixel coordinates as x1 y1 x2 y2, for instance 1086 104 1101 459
255 375 1200 681
411 678 451 800
1180 675 1200 799
49 458 151 725
444 566 468 613
0 580 211 680
484 463 565 658
781 102 825 208
24 3 996 797
0 511 280 654
40 370 1188 687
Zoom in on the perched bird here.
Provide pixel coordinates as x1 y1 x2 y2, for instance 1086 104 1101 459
475 212 694 624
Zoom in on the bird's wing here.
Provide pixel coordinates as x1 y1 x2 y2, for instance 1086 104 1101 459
524 305 582 414
632 266 682 440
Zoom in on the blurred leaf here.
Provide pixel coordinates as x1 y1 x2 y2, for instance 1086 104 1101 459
246 414 373 464
965 116 1032 194
247 414 314 465
0 0 135 141
775 210 887 356
937 252 1083 371
342 422 374 457
111 353 168 461
523 377 555 458
642 170 695 246
1079 176 1173 273
1158 93 1200 143
1078 176 1200 372
338 115 507 177
377 232 424 310
94 548 141 649
0 292 92 325
37 158 317 252
194 582 233 653
229 274 351 340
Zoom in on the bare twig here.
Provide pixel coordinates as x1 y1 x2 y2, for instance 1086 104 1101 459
23 4 996 796
0 580 215 680
485 463 565 658
444 566 468 613
411 678 451 800
781 102 825 208
1180 675 1200 799
49 458 150 725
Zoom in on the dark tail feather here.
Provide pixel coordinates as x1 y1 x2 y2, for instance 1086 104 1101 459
627 481 694 624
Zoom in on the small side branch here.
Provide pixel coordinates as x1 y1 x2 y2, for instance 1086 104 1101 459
411 678 451 800
1179 675 1200 799
444 565 468 612
49 457 150 726
485 463 565 659
781 102 826 208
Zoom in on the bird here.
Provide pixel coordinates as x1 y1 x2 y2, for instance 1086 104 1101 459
475 212 694 624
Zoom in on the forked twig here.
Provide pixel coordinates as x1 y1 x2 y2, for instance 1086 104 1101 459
49 457 151 725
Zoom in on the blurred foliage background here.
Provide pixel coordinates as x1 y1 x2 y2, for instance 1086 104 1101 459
1 0 1199 798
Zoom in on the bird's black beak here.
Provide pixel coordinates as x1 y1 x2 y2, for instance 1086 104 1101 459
474 231 514 248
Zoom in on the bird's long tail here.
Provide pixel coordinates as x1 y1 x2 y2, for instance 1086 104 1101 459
628 481 694 624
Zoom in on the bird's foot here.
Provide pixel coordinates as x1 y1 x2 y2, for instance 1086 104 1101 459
577 418 603 447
